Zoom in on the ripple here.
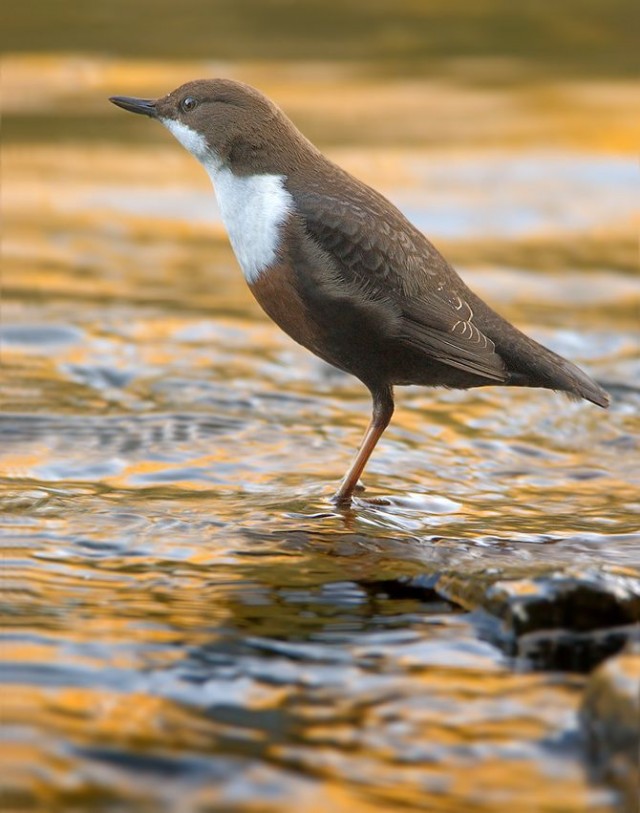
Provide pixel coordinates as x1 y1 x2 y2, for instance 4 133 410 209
3 53 639 812
0 323 84 349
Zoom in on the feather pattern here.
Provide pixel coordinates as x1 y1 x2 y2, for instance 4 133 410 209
289 177 507 382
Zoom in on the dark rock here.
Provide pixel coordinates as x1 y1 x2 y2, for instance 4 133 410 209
437 567 640 671
488 572 640 636
520 625 638 673
581 646 640 813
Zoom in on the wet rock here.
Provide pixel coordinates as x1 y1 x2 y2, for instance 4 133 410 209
581 646 640 813
436 568 640 672
519 625 637 674
485 571 640 636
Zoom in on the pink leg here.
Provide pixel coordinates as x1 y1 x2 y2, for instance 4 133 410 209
332 386 394 506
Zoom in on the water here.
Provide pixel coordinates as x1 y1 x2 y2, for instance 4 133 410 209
2 29 639 813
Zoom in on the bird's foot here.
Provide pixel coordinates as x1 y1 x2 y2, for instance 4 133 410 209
330 480 366 508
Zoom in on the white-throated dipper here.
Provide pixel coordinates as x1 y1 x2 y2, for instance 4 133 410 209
110 80 610 506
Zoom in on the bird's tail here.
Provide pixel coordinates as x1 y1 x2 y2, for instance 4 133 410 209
458 283 610 408
557 359 609 407
506 338 609 408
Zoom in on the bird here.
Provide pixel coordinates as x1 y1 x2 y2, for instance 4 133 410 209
110 79 609 507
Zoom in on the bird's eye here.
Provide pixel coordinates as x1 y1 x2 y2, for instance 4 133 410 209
180 96 198 113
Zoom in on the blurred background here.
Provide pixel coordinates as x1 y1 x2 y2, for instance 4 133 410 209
2 2 639 812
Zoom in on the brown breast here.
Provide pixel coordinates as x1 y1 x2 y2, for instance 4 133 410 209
248 262 331 363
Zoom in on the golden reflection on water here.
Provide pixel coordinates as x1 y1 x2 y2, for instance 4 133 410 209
2 51 639 812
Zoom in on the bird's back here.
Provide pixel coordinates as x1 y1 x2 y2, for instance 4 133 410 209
289 154 609 408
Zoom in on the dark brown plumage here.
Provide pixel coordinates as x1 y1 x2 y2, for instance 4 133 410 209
110 79 609 506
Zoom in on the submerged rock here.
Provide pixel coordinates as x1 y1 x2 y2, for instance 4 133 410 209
581 646 640 813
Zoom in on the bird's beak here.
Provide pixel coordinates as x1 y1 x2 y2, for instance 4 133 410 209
109 96 158 118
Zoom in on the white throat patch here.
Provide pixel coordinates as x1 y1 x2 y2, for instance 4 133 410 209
161 118 209 160
160 117 293 283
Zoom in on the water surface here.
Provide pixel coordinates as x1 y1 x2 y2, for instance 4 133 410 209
2 49 639 813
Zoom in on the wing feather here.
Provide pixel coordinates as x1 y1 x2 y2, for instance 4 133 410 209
292 180 506 382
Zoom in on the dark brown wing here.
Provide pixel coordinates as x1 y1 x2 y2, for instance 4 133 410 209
292 179 507 382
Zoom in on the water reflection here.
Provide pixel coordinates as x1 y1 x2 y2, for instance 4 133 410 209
6 508 623 812
2 45 639 813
